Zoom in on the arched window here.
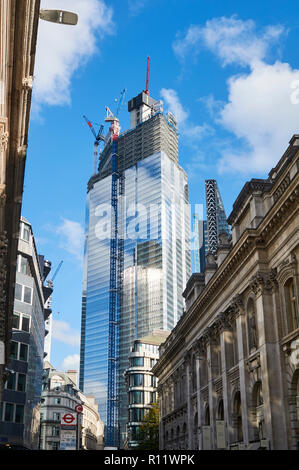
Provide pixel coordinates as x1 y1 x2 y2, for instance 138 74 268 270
253 382 265 440
233 392 243 442
285 278 299 333
218 399 224 420
247 298 258 352
205 405 210 426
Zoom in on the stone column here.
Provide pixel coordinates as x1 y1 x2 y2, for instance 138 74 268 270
218 313 233 448
203 328 216 449
158 383 164 450
250 270 288 449
232 295 250 447
184 352 193 450
194 341 204 450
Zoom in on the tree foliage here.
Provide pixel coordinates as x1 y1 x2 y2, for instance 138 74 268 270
135 402 159 450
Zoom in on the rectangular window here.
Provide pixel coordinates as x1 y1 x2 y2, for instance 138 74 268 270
52 426 60 437
4 403 14 422
53 413 60 421
131 357 144 367
12 313 20 329
6 373 16 391
54 398 61 405
17 374 26 392
22 223 30 242
18 255 31 276
15 405 24 424
151 375 157 387
10 341 18 360
19 343 28 362
15 283 22 301
52 442 59 450
23 287 32 305
130 391 144 405
21 315 30 332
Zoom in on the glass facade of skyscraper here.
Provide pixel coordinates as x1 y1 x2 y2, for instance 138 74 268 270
80 100 191 445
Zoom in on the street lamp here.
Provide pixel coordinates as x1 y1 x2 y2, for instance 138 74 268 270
39 9 78 26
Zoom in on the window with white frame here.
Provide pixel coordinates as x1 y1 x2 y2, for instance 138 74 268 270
12 312 31 332
5 372 26 392
17 255 31 276
20 222 30 242
14 283 33 305
0 403 24 424
10 341 29 362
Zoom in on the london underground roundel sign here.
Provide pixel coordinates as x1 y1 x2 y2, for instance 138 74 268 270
75 404 83 414
62 413 76 424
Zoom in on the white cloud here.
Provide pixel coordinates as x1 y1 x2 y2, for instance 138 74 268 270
61 354 80 372
56 218 84 262
33 0 114 109
52 320 81 347
128 0 148 16
160 88 189 124
160 88 213 141
218 61 299 173
173 16 284 67
173 16 299 174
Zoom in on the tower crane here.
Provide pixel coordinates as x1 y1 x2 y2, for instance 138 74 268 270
115 88 127 117
83 115 105 175
51 260 63 282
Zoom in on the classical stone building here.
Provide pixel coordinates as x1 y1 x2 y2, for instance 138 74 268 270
40 364 104 450
0 0 41 402
153 135 299 451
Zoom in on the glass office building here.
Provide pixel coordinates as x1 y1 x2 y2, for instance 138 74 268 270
80 91 191 444
193 215 208 273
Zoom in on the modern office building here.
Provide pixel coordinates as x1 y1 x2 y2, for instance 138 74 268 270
205 180 230 256
124 329 169 449
0 217 52 449
193 215 208 273
154 135 299 450
80 89 191 446
40 363 104 450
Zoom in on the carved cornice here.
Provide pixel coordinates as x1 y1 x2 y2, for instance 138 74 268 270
215 312 233 333
22 76 34 90
230 294 244 316
250 269 278 296
0 129 9 152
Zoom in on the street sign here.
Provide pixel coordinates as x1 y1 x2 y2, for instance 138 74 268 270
75 404 83 414
61 413 77 427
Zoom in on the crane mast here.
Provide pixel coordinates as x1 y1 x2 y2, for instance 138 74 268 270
105 109 120 448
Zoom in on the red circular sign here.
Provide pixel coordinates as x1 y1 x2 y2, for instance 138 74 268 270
75 404 83 414
62 413 75 424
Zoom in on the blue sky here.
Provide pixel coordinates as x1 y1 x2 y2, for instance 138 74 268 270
22 0 299 374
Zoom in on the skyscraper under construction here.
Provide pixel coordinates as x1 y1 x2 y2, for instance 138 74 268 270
79 86 191 446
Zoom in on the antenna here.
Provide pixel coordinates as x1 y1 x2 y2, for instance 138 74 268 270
145 56 150 95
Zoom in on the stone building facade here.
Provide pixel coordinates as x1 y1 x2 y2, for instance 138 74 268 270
0 0 41 402
153 135 299 450
40 364 104 450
